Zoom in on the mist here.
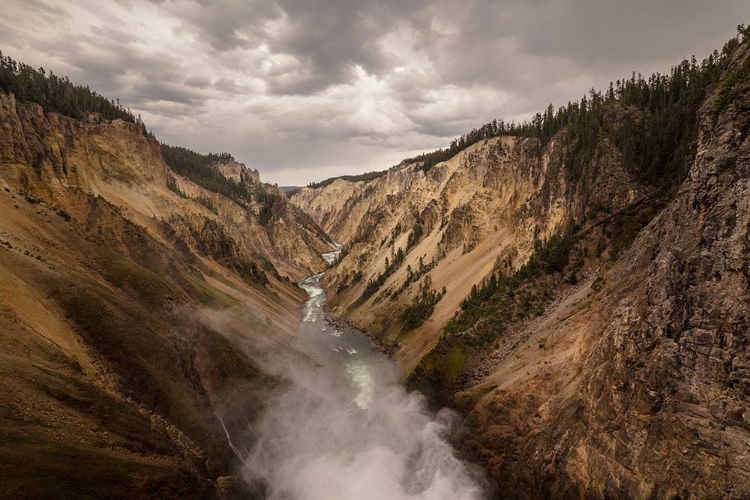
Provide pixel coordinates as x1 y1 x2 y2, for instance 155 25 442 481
242 275 488 500
243 360 486 500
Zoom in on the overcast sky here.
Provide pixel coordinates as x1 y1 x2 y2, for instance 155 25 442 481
1 1 748 185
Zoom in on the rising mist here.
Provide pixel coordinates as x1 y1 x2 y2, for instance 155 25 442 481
242 274 488 500
243 359 487 500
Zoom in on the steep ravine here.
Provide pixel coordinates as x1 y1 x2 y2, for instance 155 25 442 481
2 35 750 499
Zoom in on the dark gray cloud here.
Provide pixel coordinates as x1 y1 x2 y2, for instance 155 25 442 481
263 0 427 94
184 74 212 88
169 1 277 51
511 0 746 63
153 0 430 94
0 0 748 185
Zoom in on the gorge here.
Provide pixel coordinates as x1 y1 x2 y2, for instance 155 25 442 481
1 23 750 500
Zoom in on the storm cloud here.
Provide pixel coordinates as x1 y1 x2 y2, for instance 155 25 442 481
1 0 747 184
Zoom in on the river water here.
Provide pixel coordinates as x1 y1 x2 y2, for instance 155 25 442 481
297 272 392 410
243 251 486 500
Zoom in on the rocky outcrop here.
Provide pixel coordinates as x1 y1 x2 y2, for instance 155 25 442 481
559 62 749 498
214 159 261 185
291 177 360 239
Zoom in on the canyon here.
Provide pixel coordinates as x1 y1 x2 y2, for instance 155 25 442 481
1 30 749 500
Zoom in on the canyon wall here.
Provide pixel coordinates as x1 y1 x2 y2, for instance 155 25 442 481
292 134 640 376
0 94 331 498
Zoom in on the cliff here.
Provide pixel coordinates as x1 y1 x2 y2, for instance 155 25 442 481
0 94 331 498
457 41 750 498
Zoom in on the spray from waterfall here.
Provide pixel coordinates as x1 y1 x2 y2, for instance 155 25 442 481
242 272 489 500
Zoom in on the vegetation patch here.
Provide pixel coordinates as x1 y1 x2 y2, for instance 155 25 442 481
96 249 172 306
409 225 581 398
179 269 241 309
194 195 217 213
445 227 574 344
444 346 466 385
0 50 141 125
406 221 424 250
166 175 187 198
51 277 214 450
161 144 288 227
402 275 446 330
161 145 249 204
391 255 435 300
359 246 406 301
0 437 208 499
717 26 750 114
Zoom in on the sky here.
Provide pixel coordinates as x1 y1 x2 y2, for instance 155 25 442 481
1 1 748 186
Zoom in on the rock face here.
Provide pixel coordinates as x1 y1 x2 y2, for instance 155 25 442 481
0 92 330 282
0 94 332 498
290 177 360 240
292 135 639 375
555 66 750 498
293 39 750 499
451 44 750 499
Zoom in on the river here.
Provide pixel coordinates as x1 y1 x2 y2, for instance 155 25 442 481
297 272 391 410
243 251 487 499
